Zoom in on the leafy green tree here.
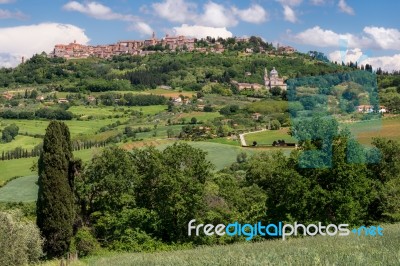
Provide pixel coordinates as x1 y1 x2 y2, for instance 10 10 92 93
76 147 138 221
133 143 214 242
1 123 19 143
269 119 281 130
36 121 75 258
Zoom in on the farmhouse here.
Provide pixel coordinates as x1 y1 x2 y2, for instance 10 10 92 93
356 105 387 113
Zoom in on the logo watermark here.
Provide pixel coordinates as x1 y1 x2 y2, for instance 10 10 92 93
188 220 383 241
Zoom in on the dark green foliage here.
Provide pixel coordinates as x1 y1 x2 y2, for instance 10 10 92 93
0 108 73 120
122 93 167 106
36 121 75 258
75 143 213 250
1 123 19 142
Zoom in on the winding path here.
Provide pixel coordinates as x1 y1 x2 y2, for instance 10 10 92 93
239 129 267 146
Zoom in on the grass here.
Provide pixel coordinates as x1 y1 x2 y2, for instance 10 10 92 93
0 157 37 186
0 135 42 151
0 148 101 187
346 116 400 145
0 175 38 202
69 105 167 117
157 142 256 170
244 128 297 145
205 137 241 146
173 112 221 123
74 223 400 266
0 118 129 138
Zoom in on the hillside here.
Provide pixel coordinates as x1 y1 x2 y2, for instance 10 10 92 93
0 50 350 92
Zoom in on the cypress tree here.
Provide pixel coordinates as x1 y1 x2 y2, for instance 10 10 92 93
36 121 74 258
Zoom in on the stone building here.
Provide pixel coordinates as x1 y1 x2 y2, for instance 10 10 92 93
264 67 287 90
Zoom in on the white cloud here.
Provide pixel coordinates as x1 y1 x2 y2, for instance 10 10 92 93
129 22 153 36
173 24 232 39
233 4 268 24
291 26 400 50
277 0 303 6
338 0 354 15
329 48 400 72
0 9 26 19
283 5 298 23
0 0 15 4
0 23 90 67
63 1 129 20
152 0 196 23
152 0 268 27
198 2 237 27
63 1 153 35
363 27 400 50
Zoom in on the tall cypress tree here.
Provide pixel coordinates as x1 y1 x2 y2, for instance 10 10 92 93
36 121 74 258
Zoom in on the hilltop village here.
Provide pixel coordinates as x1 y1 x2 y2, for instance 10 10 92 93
50 33 296 59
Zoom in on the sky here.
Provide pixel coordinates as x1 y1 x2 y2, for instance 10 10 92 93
0 0 399 71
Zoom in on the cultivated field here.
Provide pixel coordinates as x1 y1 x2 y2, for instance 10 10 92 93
347 116 400 145
0 175 37 202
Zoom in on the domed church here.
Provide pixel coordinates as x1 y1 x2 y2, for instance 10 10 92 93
264 67 287 90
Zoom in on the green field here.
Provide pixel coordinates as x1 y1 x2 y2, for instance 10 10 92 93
158 142 256 170
0 148 101 186
0 118 128 138
0 175 38 202
244 128 297 145
0 157 37 186
174 112 221 121
0 135 42 151
69 105 167 117
76 223 400 266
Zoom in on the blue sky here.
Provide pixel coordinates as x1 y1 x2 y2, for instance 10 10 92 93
0 0 399 71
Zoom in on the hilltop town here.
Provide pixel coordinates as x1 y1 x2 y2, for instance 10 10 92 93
50 33 296 59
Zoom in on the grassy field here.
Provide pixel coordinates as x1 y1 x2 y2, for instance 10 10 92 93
205 137 241 146
0 148 101 187
244 128 297 145
69 105 167 117
173 112 221 123
48 223 399 266
0 135 42 151
157 142 256 170
0 175 37 202
0 157 37 186
346 117 400 145
0 118 128 138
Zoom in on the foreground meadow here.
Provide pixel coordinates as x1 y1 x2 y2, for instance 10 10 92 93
38 223 400 266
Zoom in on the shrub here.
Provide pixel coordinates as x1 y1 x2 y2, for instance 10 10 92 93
72 227 100 257
269 119 281 130
0 210 43 265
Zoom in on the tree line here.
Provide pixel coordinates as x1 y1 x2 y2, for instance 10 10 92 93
1 108 74 120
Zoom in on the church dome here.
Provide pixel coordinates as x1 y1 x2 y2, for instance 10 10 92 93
270 67 278 76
